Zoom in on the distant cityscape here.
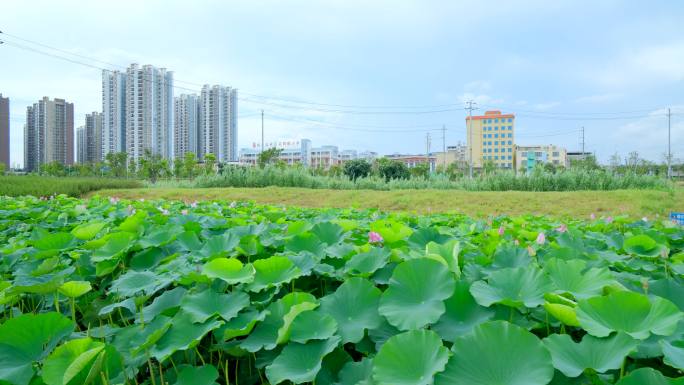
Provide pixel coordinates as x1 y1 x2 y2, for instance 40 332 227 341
0 68 588 173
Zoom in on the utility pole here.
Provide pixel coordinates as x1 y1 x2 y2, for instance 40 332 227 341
580 126 585 155
426 132 431 172
667 108 672 179
465 100 478 178
261 109 264 157
442 124 447 171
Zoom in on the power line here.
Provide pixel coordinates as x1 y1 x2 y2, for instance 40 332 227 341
0 30 670 118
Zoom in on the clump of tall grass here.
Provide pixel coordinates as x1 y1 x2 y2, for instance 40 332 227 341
189 166 673 191
0 176 143 197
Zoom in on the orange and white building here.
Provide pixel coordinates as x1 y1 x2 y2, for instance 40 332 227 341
466 110 515 169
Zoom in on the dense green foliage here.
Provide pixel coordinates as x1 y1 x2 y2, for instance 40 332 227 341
193 165 673 191
0 195 683 384
342 159 371 181
0 176 142 197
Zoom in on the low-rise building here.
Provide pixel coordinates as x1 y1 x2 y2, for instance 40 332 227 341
386 153 437 172
434 142 467 169
515 144 568 172
239 138 369 169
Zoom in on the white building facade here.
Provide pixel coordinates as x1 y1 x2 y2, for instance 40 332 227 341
102 70 126 159
200 85 237 162
125 64 174 164
173 94 200 158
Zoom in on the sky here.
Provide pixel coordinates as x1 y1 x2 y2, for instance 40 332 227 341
1 0 683 168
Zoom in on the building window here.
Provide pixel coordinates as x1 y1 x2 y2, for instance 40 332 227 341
508 140 512 145
508 133 512 138
494 148 499 153
508 118 512 122
508 148 512 152
494 134 498 138
508 155 512 160
552 152 559 157
495 119 499 123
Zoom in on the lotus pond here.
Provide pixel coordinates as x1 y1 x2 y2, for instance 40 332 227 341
0 195 683 385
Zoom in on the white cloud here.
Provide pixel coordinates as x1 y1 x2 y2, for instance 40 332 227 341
595 42 684 87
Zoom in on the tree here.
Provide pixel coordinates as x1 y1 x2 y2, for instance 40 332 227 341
343 159 371 181
482 159 496 175
41 161 66 176
183 152 198 179
173 157 184 178
140 149 167 184
105 152 128 177
204 153 216 175
543 162 557 174
410 163 430 179
377 159 410 181
0 162 6 175
257 147 283 168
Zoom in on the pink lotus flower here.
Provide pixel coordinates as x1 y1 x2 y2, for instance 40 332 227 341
181 209 188 215
139 198 145 202
555 224 568 233
514 239 520 246
590 213 596 220
229 201 237 208
642 217 648 222
536 232 546 245
109 197 120 205
368 231 383 243
190 201 198 208
606 216 613 224
498 226 505 236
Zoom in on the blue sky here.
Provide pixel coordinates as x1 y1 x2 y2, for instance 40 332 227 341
1 0 683 167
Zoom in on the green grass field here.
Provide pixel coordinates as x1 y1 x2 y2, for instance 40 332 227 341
91 186 684 218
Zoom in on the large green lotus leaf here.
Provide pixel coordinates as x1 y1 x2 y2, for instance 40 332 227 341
42 338 122 385
662 340 684 370
544 258 615 299
435 321 554 385
470 265 552 308
649 279 684 311
247 256 301 292
624 234 662 257
176 231 203 251
173 365 219 385
139 287 187 323
408 227 451 249
138 226 181 249
58 281 92 298
180 289 249 323
151 312 224 362
91 232 135 261
425 239 461 276
616 368 684 385
370 219 413 244
266 336 341 384
289 310 338 343
432 280 495 342
577 291 683 339
276 301 319 344
241 292 317 352
337 358 373 385
71 221 106 240
0 312 74 385
379 258 455 330
199 232 240 258
118 210 147 233
215 309 267 341
544 303 580 327
491 244 532 269
543 333 638 377
201 257 255 285
285 232 325 255
34 232 76 251
320 277 382 343
344 248 390 276
372 329 449 385
310 222 346 246
109 270 160 297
